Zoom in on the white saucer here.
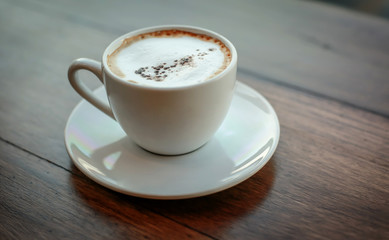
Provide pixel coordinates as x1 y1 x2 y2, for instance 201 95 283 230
64 81 280 199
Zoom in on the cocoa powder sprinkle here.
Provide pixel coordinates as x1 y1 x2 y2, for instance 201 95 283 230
133 49 217 82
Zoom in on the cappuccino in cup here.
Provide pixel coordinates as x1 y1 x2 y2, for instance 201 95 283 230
107 29 232 87
68 26 237 155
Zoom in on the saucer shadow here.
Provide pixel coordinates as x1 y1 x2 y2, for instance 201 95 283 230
135 159 276 230
70 151 276 233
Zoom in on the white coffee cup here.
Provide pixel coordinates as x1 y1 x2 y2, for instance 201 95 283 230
68 25 237 155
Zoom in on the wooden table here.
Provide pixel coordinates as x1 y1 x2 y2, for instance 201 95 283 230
1 0 388 239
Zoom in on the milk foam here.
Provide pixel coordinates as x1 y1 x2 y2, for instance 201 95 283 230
108 31 230 87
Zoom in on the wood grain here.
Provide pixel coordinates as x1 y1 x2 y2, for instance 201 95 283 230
1 0 388 239
1 73 388 239
0 141 212 239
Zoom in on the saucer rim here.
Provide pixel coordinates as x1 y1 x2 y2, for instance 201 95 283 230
64 81 280 199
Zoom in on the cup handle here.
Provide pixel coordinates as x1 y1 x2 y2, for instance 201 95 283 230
68 58 115 119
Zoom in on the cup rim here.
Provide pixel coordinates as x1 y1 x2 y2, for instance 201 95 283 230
102 25 237 90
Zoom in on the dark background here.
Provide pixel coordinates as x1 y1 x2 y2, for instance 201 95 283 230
309 0 389 19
